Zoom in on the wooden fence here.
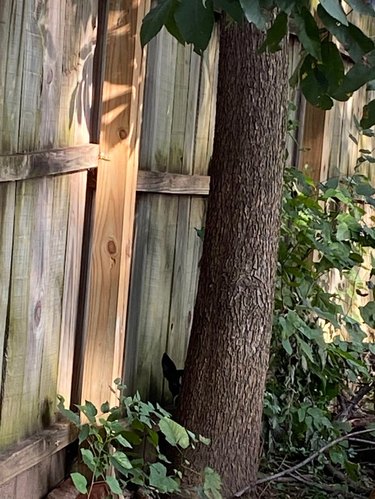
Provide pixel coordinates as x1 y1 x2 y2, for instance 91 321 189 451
126 16 375 404
0 2 374 497
125 27 219 402
0 0 148 496
0 0 98 488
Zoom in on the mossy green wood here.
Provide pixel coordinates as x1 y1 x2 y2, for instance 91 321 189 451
0 0 97 448
0 184 15 397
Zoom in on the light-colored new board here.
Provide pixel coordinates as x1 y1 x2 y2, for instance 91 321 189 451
81 0 150 409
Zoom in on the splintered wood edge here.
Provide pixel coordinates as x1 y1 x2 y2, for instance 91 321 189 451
136 170 210 196
0 423 77 486
0 144 99 182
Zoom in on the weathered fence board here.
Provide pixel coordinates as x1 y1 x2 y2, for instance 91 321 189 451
0 449 66 498
0 0 97 153
39 177 71 425
0 424 74 486
0 0 98 455
126 194 179 400
0 144 98 181
0 184 15 389
193 27 219 176
136 170 210 195
0 176 69 446
57 172 87 406
59 0 98 146
125 26 218 399
166 197 205 372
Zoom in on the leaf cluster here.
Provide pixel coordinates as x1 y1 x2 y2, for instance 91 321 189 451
58 380 221 498
263 165 375 486
141 0 375 124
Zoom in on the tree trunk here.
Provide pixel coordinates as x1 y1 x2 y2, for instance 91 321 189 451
177 19 288 496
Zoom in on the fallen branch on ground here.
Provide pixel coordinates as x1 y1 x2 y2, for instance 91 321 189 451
232 428 375 498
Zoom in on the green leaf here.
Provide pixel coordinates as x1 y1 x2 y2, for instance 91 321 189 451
345 0 375 16
300 55 333 109
80 401 98 424
115 434 133 448
293 7 321 60
213 0 244 22
320 0 349 26
360 301 375 327
282 338 293 355
333 49 375 100
106 476 123 495
78 424 90 444
239 0 267 29
81 449 96 473
297 336 314 362
355 180 375 196
57 396 80 426
298 406 307 422
321 40 344 92
199 434 211 445
203 467 222 499
165 9 186 45
159 417 190 448
259 12 288 53
140 0 175 47
111 451 133 471
149 463 180 493
175 0 215 54
70 473 88 494
361 99 375 129
336 222 350 241
101 401 110 413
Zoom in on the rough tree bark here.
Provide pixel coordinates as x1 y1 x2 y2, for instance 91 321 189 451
177 19 288 496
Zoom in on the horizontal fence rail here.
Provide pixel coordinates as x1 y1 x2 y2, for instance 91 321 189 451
0 144 99 182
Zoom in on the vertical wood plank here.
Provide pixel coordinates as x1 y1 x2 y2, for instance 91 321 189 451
0 176 70 447
38 1 66 148
0 0 28 153
299 102 326 183
165 197 205 400
140 29 178 171
38 176 70 425
0 0 12 150
81 0 150 408
0 184 15 388
58 0 98 147
193 26 219 176
57 172 87 406
17 0 43 151
125 194 179 399
1 179 53 446
168 43 191 174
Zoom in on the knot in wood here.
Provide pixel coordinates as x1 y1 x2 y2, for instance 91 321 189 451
118 128 128 140
107 240 117 255
46 68 53 84
34 300 42 326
